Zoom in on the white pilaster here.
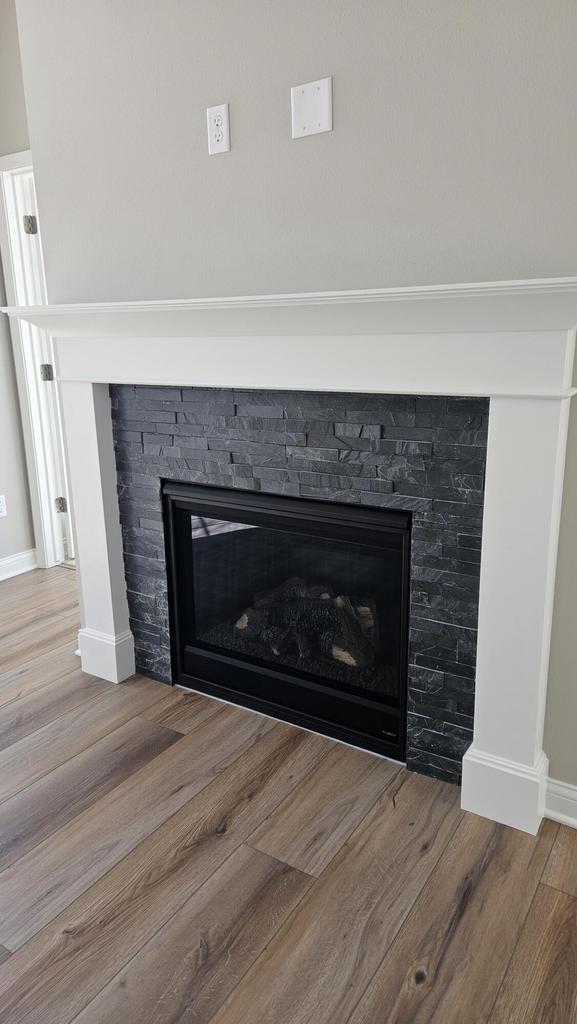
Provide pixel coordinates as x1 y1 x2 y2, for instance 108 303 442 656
461 395 571 832
59 381 134 682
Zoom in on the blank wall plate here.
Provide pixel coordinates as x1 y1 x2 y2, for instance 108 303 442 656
0 495 6 518
291 77 332 139
207 103 230 155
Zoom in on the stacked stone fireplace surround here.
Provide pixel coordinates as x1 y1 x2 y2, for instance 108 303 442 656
111 385 489 784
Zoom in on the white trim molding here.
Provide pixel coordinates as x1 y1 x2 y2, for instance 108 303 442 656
546 777 577 829
462 749 549 835
0 548 37 581
3 276 577 337
77 627 135 684
3 277 577 834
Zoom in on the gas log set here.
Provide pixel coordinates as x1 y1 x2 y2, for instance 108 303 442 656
232 577 377 669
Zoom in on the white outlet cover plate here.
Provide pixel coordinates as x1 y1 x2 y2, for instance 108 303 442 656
207 103 230 155
291 77 332 139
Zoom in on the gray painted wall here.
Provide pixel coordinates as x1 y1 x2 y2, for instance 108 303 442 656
0 0 33 562
10 0 577 785
14 0 577 303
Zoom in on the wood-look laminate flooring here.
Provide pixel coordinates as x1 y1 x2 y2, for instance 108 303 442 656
0 565 575 1023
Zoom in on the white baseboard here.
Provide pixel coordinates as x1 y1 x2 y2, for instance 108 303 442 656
77 626 135 683
0 548 37 582
461 746 549 835
545 778 577 829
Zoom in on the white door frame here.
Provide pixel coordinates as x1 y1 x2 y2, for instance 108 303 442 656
0 150 72 567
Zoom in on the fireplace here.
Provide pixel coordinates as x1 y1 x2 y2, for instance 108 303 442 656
7 280 574 832
163 482 411 759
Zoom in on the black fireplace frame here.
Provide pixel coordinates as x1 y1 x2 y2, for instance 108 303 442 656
162 480 411 761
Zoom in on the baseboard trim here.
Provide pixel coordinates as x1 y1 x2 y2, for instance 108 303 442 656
545 778 577 829
77 627 135 683
0 548 37 582
461 746 549 835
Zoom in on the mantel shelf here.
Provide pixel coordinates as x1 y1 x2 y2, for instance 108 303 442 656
3 277 577 337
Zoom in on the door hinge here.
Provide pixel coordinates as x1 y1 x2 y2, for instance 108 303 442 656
40 364 54 381
54 496 68 513
22 214 38 235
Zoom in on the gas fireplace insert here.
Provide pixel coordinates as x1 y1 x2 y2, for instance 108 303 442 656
163 481 411 760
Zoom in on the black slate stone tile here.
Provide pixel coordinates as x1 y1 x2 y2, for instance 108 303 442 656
177 412 229 427
457 533 482 550
380 426 437 442
283 402 348 419
411 597 479 629
407 712 473 759
442 544 481 564
348 478 394 494
299 486 361 503
231 452 287 467
141 387 183 401
411 553 481 577
334 422 362 437
415 397 447 418
360 492 432 511
232 389 283 404
235 404 284 418
181 401 236 416
379 440 434 456
207 439 287 456
114 428 143 443
414 653 475 678
375 455 427 482
112 417 172 433
125 571 168 599
123 552 166 578
209 427 306 445
446 397 489 415
412 539 444 557
337 451 382 465
433 500 484 521
408 690 474 728
406 746 462 784
262 482 300 496
432 442 489 460
408 664 445 688
411 564 481 590
142 432 174 446
224 416 308 432
320 435 375 451
287 456 366 477
139 517 164 531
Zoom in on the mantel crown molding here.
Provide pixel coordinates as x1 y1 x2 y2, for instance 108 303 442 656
3 277 577 337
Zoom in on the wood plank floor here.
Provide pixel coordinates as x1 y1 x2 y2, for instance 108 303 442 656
0 566 575 1023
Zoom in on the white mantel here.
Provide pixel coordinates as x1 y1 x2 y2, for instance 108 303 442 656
4 277 577 836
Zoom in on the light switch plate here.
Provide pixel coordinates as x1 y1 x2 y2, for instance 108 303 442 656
207 103 230 155
291 77 332 139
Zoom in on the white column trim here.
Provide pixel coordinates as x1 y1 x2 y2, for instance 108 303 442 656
59 381 134 683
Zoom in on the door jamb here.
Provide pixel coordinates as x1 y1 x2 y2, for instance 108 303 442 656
0 150 69 567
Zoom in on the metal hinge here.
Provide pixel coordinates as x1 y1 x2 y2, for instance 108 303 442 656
40 364 54 381
54 496 68 513
23 214 38 235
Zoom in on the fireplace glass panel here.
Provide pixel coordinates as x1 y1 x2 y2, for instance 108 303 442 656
164 483 410 759
189 514 403 701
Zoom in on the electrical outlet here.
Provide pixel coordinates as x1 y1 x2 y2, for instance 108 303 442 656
0 495 6 518
207 103 230 155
